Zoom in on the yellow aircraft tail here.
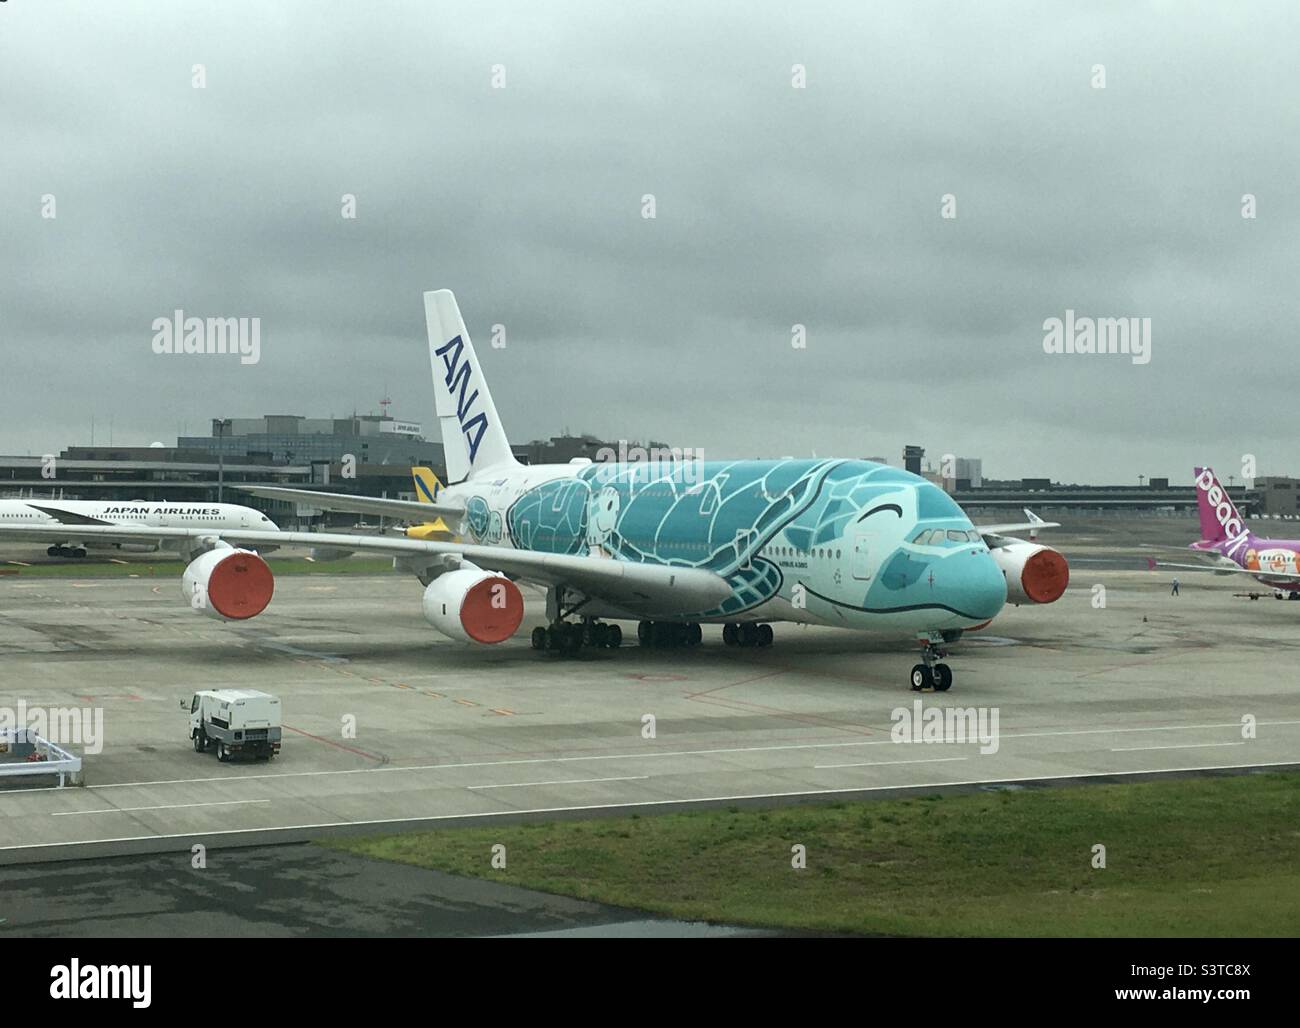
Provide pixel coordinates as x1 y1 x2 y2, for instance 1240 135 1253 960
408 468 452 539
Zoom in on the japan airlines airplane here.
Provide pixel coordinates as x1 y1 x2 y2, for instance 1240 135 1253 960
1147 466 1300 598
0 499 275 558
0 290 1067 691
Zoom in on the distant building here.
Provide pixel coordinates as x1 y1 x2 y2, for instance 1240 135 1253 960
1255 477 1300 516
515 434 674 467
903 444 925 475
178 414 443 469
954 457 982 488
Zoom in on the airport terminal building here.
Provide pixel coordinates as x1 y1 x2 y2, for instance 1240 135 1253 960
3 425 1298 525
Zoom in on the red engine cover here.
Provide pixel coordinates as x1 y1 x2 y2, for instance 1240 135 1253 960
1020 548 1069 604
205 550 275 619
459 574 524 643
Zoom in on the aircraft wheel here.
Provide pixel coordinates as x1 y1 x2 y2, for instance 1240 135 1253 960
910 664 934 691
757 624 773 647
687 623 702 647
607 624 622 648
739 623 758 648
531 626 547 650
46 546 59 557
934 664 953 692
564 625 583 655
638 621 653 646
73 548 87 558
722 623 739 646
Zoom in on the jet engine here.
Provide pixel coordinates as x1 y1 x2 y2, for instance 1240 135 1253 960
989 542 1069 605
422 568 524 643
182 545 275 620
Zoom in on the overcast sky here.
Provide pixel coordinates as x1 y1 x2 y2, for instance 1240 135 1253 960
3 1 1297 484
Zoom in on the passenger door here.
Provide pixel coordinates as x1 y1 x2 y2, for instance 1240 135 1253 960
851 533 875 580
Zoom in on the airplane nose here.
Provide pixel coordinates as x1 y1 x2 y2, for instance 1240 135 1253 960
956 551 1007 620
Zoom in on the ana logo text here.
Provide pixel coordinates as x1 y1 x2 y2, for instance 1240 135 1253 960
435 335 488 464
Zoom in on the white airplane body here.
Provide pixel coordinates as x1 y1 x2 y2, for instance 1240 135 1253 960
0 499 275 557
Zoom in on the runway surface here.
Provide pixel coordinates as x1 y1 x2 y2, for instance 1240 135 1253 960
1 524 1297 865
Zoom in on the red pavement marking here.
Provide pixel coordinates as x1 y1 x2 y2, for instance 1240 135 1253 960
281 724 384 762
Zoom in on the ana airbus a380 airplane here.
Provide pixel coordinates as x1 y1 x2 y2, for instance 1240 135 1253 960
0 290 1068 691
0 499 275 558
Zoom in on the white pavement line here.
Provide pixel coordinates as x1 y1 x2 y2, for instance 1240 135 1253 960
1110 742 1246 753
468 775 649 790
58 719 1300 792
5 760 1296 852
52 800 272 818
816 757 969 769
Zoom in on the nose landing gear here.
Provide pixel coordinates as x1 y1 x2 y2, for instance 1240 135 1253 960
910 636 953 692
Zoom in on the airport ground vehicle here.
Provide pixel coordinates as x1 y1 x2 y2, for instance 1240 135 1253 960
188 689 281 762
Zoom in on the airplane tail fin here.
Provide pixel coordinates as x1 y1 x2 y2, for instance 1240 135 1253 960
1193 466 1247 543
410 467 450 534
423 290 518 484
411 467 443 504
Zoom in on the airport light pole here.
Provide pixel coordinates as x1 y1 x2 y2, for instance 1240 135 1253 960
213 418 231 503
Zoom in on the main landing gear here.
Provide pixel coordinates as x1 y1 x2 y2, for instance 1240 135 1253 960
531 619 623 654
722 622 773 648
46 545 87 558
638 621 703 648
910 638 953 693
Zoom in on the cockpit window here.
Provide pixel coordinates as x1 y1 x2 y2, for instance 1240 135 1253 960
946 530 967 543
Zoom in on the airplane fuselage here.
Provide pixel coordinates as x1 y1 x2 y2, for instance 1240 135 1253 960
437 457 1008 637
0 500 275 553
1191 533 1300 589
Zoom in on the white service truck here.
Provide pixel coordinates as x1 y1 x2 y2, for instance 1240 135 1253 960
189 689 282 762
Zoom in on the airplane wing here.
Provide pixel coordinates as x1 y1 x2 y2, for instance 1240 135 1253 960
977 507 1061 538
22 504 115 526
0 523 733 616
1144 557 1300 582
238 485 463 522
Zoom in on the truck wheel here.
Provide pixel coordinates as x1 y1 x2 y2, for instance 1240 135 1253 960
217 742 229 762
193 732 206 753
